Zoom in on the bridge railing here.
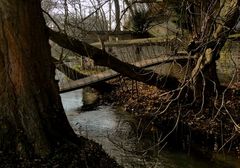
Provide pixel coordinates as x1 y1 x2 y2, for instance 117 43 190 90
78 36 183 69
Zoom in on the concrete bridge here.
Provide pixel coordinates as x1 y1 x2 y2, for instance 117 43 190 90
58 55 190 93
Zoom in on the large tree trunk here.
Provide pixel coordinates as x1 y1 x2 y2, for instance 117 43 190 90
0 1 119 167
0 0 76 157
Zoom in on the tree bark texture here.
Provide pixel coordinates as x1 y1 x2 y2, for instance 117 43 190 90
0 0 76 157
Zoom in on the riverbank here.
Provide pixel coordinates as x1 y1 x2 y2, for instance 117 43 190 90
99 77 240 158
0 136 121 168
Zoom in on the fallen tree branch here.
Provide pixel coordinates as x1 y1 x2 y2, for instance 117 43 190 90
48 28 182 90
52 57 113 92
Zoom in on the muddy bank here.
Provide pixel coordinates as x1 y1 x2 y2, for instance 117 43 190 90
100 78 240 158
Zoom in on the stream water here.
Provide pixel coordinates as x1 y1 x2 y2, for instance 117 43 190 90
60 90 239 168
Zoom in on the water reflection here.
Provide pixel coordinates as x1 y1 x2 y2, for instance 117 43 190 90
60 90 237 168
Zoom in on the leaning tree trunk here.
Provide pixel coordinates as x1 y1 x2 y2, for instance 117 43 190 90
187 0 240 99
0 0 77 158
